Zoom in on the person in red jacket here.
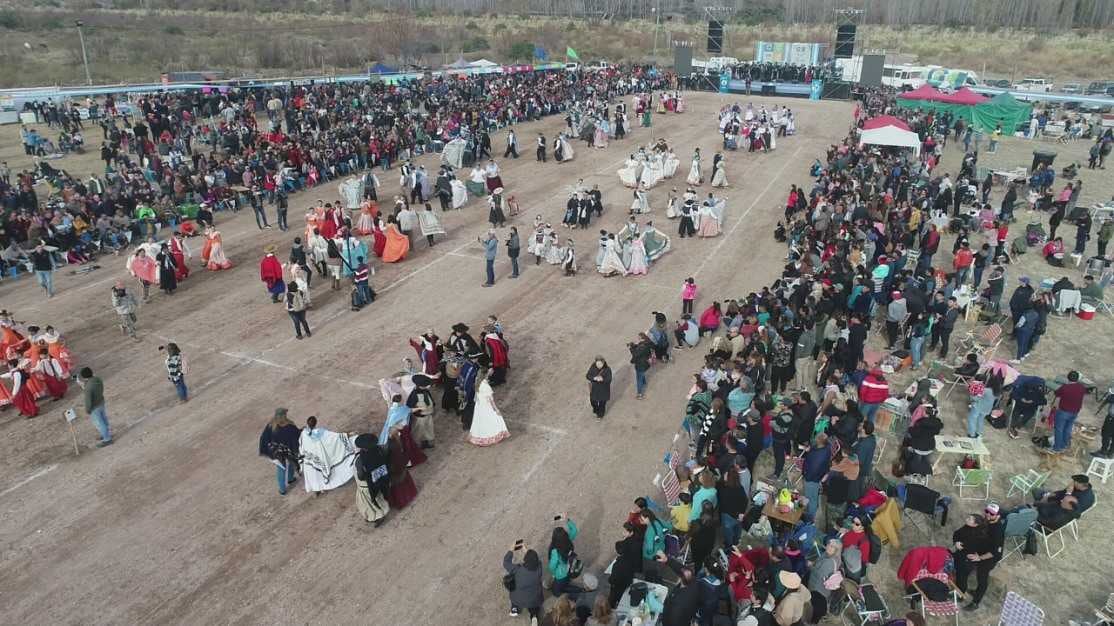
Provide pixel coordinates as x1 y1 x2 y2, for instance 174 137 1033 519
259 245 286 303
953 240 974 287
858 367 890 425
840 516 872 573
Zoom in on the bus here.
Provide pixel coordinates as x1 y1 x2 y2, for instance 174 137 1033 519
881 65 929 90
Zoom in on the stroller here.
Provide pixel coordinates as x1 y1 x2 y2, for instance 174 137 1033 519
1024 219 1046 246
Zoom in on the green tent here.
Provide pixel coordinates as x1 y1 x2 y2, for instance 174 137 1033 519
971 92 1032 134
895 98 975 122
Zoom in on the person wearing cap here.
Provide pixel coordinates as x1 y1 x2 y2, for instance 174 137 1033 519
885 290 907 349
773 570 810 625
259 244 286 303
110 280 140 341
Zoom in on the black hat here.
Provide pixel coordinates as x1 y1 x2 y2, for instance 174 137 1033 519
452 323 469 333
354 434 375 450
412 374 433 387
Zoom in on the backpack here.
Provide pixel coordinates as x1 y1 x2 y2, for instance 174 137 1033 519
1022 529 1039 556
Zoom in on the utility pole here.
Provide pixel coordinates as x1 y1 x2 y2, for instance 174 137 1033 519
75 20 92 85
651 5 661 62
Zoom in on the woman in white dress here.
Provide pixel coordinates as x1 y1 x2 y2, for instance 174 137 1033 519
686 149 703 186
627 238 649 275
630 185 650 215
711 158 729 188
558 133 576 162
640 153 664 188
598 236 628 276
786 111 797 135
618 155 642 188
697 198 724 238
665 189 680 219
545 233 563 265
299 420 357 492
467 373 510 446
466 165 487 197
663 150 680 178
450 178 468 209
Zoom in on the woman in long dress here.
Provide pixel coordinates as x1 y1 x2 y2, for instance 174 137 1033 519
386 434 418 509
630 186 650 215
545 233 563 265
450 178 469 209
354 201 378 235
127 247 158 300
641 155 664 188
594 118 610 148
617 156 642 188
353 435 391 526
488 189 507 227
558 134 575 162
371 215 387 258
382 218 411 263
205 228 233 271
298 420 357 493
686 149 703 186
169 235 190 282
484 160 503 193
628 238 649 275
598 236 628 277
665 189 680 219
663 150 680 178
156 245 178 295
698 200 723 238
711 158 729 188
467 165 487 197
467 373 510 446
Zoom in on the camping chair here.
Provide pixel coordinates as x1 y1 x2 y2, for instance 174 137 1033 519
786 449 807 487
997 590 1045 626
1094 593 1114 626
1006 469 1050 499
906 571 962 626
1000 508 1039 561
902 483 941 539
840 579 890 625
958 323 1004 360
1066 492 1097 541
952 467 992 500
1032 519 1070 559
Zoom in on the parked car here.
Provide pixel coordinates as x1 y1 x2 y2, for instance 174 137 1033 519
1015 78 1054 92
1062 82 1082 95
984 78 1010 88
564 63 580 72
585 61 611 72
1085 80 1113 95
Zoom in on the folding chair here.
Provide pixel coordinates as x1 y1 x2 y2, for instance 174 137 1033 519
1006 469 1050 500
785 448 807 487
1066 492 1097 541
1000 508 1038 561
906 573 962 626
952 467 992 500
958 323 1003 360
936 363 975 400
997 590 1045 626
840 580 890 625
1032 521 1069 559
902 484 941 538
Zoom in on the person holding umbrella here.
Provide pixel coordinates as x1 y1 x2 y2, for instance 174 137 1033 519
585 356 613 419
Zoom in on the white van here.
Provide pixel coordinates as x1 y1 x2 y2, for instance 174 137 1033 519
882 65 928 90
706 56 739 72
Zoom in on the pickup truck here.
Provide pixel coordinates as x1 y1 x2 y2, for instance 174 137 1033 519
1014 78 1053 92
1085 80 1113 95
1061 82 1082 95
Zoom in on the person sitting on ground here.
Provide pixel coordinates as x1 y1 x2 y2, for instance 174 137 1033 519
674 314 700 349
1041 237 1065 266
955 353 980 378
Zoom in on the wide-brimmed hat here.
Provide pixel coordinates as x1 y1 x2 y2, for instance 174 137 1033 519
778 570 802 589
451 323 469 333
493 187 504 194
263 244 277 254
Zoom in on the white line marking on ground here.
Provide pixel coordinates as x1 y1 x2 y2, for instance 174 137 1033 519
504 419 569 436
0 464 59 498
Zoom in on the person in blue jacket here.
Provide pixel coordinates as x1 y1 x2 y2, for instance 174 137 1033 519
548 515 582 597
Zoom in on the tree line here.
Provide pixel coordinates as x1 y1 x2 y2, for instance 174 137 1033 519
77 0 1114 29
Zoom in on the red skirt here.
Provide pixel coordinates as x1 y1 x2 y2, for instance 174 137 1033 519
373 229 386 257
12 385 38 417
38 373 67 399
172 251 190 281
400 424 427 467
388 473 418 509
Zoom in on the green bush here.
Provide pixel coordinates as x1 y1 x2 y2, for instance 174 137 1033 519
462 36 489 53
163 24 185 35
507 40 533 61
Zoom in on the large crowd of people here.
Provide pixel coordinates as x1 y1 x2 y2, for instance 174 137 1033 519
3 59 1109 624
500 87 1108 625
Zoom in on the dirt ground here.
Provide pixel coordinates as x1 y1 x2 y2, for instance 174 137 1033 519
0 92 1108 625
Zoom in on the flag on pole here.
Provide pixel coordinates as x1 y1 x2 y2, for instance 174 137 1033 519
566 47 580 61
534 45 548 61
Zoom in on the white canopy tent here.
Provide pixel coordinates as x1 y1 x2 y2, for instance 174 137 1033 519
858 125 921 155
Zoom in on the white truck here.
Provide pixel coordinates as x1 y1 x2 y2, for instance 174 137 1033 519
1014 78 1054 92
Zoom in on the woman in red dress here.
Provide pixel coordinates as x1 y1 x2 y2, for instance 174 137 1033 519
371 214 387 258
319 204 340 240
6 359 38 418
169 234 191 281
386 433 418 509
31 347 67 400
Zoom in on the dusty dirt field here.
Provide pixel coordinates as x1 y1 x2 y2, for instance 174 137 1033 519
0 92 1108 625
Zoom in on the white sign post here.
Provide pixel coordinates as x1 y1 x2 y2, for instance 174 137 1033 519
63 408 80 456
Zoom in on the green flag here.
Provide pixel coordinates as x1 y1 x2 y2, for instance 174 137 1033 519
566 47 580 61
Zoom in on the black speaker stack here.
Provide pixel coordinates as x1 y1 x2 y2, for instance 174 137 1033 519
707 20 723 54
834 24 856 59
